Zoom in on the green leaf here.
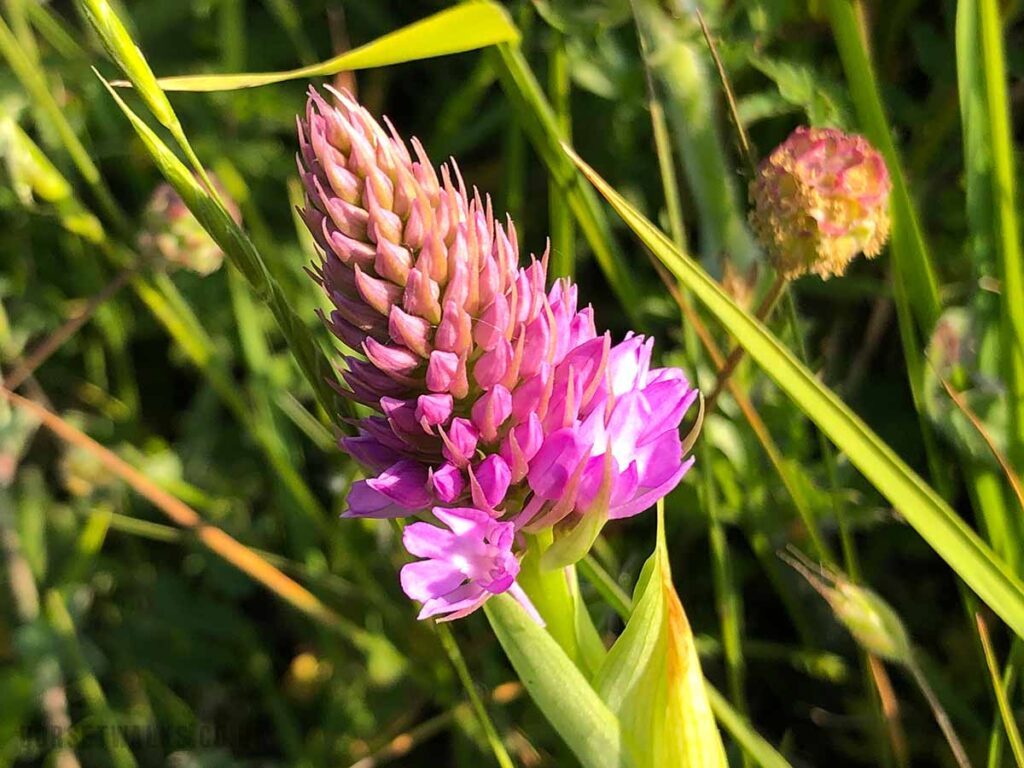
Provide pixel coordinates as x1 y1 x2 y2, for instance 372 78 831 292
136 2 518 92
595 507 727 768
566 145 1024 641
484 593 628 768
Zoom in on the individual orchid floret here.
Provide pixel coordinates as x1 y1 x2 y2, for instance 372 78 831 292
749 126 892 280
400 507 540 622
297 85 699 620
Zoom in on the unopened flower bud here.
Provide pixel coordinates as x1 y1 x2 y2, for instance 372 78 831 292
783 549 912 664
750 126 891 280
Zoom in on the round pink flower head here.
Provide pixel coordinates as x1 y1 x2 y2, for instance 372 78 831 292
297 86 699 620
749 126 891 280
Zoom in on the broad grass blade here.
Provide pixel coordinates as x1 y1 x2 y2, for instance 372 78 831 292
485 593 628 768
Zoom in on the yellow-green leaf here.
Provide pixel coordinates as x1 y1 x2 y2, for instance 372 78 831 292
595 506 727 768
138 2 518 92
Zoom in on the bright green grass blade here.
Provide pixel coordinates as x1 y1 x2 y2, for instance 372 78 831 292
489 43 642 322
132 2 518 92
484 593 628 768
566 145 1024 640
955 0 1023 572
824 0 941 334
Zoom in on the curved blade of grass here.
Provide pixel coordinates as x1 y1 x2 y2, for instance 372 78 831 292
484 593 628 768
976 614 1024 767
124 2 518 92
566 146 1024 640
706 684 794 768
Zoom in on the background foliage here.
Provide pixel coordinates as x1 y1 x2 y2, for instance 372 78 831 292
1 0 1022 766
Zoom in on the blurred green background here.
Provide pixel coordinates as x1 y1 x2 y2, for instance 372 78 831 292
2 0 1023 766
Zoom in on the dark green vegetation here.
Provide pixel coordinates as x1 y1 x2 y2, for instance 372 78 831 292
1 1 1023 766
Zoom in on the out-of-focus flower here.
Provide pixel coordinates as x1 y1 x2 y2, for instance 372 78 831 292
750 126 891 280
60 443 119 497
138 179 240 275
298 87 699 620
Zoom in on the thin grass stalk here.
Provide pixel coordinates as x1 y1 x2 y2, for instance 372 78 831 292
489 42 642 321
823 0 941 333
435 625 515 768
976 614 1024 767
547 31 575 279
906 657 975 768
976 0 1024 474
44 590 138 768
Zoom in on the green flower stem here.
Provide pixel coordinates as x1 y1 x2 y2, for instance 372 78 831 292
435 624 515 768
547 31 575 279
517 529 582 666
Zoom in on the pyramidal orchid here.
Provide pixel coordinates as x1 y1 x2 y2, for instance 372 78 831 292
298 86 698 621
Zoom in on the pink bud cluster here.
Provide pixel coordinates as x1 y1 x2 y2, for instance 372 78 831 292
749 126 891 280
299 87 697 620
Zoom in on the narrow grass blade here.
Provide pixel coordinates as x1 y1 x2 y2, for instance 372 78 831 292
484 593 627 768
129 2 518 92
489 43 642 321
435 624 515 768
824 0 941 334
567 146 1024 640
706 684 794 768
976 614 1024 767
976 0 1024 470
